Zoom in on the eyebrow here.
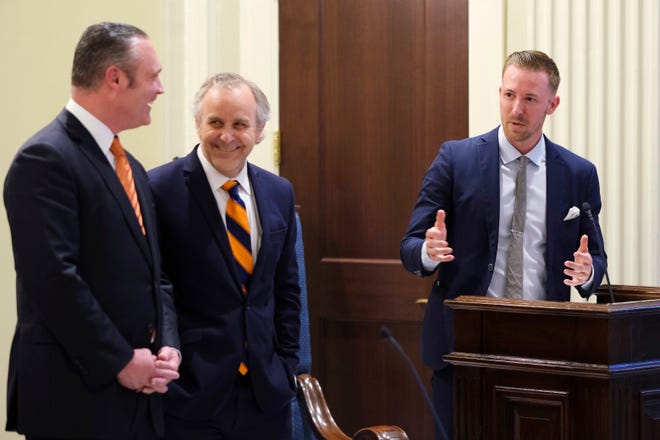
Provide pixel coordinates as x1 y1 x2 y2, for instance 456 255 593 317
205 116 252 125
503 88 539 97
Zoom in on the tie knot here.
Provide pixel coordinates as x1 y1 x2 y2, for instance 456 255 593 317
110 137 125 158
222 180 240 197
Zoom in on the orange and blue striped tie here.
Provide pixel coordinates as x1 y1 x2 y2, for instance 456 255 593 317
222 180 253 292
222 180 252 376
110 137 145 235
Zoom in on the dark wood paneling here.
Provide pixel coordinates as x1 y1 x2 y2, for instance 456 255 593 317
320 0 428 259
279 0 325 376
280 0 468 438
494 386 569 440
322 321 434 436
641 389 660 440
448 293 660 439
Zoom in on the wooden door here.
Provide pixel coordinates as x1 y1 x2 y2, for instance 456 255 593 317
279 1 468 438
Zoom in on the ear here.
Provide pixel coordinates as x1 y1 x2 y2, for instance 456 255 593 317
546 95 560 115
255 125 265 144
104 65 122 89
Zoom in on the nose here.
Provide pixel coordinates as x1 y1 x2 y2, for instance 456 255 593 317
220 129 235 143
511 98 524 115
156 78 165 95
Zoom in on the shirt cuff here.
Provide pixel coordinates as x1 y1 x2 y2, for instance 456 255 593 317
421 242 440 272
580 265 595 290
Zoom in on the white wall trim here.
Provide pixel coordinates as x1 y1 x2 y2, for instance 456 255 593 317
162 0 278 171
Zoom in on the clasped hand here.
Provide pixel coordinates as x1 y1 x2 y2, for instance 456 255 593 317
117 347 181 394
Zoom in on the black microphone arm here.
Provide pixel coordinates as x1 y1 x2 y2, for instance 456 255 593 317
581 202 614 303
380 325 449 440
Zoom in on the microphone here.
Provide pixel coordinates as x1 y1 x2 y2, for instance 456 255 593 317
380 325 449 440
581 202 614 303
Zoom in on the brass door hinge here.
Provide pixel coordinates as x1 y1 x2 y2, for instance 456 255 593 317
273 130 281 166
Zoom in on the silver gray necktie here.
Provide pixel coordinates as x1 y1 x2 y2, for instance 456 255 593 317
504 156 528 299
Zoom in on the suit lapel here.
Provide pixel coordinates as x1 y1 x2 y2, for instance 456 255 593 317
129 155 156 264
477 130 501 260
183 149 243 291
248 165 270 280
545 139 568 294
59 111 153 264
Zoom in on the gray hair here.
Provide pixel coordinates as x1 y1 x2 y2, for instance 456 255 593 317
71 22 148 89
192 73 271 142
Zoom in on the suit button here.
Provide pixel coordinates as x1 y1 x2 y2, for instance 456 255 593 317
487 264 494 272
434 280 440 287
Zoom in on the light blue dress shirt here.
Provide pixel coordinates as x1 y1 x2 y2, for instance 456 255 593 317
487 126 547 299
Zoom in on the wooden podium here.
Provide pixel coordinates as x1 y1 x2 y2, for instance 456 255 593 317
444 285 660 440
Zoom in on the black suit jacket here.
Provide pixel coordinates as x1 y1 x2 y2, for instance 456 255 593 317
148 147 301 419
3 109 179 438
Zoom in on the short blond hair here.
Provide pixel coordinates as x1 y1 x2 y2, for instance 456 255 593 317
502 50 561 94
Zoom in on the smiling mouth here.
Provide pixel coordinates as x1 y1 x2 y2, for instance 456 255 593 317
217 144 240 152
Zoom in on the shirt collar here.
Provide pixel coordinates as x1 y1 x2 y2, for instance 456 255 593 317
196 146 251 195
497 125 546 166
65 98 115 154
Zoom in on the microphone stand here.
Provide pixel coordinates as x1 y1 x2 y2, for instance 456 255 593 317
380 325 449 440
581 202 614 303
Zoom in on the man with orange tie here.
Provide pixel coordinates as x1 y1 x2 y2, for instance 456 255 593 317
148 73 301 439
3 22 180 440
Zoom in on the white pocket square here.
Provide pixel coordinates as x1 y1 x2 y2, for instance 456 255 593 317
563 206 580 221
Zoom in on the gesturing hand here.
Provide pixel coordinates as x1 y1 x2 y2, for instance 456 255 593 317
563 234 593 286
424 209 454 263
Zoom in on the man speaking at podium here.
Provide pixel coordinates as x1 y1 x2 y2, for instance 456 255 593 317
400 50 607 440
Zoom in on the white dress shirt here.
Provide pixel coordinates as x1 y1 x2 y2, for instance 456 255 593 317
65 98 118 169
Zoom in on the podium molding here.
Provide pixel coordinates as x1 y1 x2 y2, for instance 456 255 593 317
445 285 660 440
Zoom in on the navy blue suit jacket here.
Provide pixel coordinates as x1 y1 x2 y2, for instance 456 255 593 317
401 128 607 369
3 109 179 438
148 147 301 419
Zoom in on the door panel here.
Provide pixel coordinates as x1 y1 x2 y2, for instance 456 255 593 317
280 0 468 437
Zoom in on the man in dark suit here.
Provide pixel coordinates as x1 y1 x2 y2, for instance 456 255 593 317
148 73 300 439
3 22 181 440
401 50 607 440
